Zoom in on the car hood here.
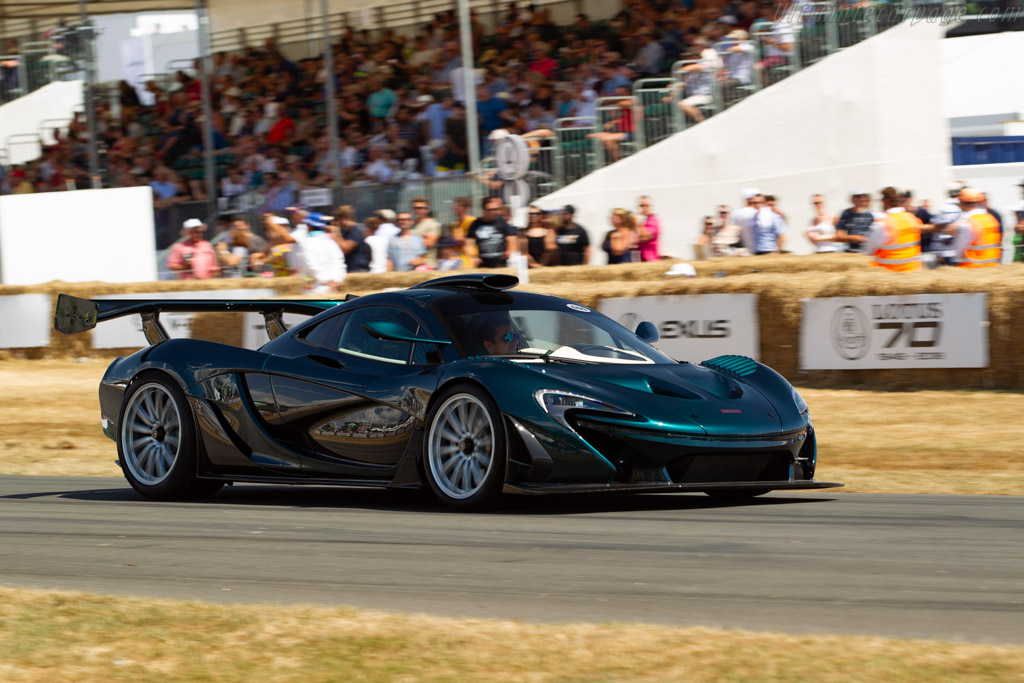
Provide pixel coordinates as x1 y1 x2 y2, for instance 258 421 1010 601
532 362 789 436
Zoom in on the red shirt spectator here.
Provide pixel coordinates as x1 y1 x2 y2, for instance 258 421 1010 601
268 114 296 144
528 56 558 79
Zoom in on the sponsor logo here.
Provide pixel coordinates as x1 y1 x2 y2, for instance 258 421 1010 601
830 305 870 360
616 314 730 339
660 320 730 339
567 303 591 312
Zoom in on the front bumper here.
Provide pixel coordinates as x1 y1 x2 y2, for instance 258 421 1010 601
569 417 818 485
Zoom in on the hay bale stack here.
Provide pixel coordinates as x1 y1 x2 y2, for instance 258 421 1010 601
5 257 1024 389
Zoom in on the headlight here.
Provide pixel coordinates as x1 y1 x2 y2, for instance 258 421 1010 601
792 388 808 414
534 389 634 429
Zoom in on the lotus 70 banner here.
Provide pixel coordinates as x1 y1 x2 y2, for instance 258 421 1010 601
800 294 988 369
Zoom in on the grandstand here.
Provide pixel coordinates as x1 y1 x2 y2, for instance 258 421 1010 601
0 0 1022 261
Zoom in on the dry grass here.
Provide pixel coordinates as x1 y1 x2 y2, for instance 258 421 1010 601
1 359 1022 494
1 587 1023 682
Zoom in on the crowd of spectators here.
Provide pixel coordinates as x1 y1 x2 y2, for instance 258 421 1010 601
167 178 1024 285
169 192 663 286
2 2 1021 268
694 181 1024 265
0 0 811 210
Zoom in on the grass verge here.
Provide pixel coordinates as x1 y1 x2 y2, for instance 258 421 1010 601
2 588 1023 682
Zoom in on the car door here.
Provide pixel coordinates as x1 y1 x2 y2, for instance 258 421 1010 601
266 305 446 479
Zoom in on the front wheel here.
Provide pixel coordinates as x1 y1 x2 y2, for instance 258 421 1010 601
423 384 506 510
117 372 218 500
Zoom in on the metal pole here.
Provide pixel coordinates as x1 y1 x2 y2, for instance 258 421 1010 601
78 0 99 186
457 0 480 175
321 0 341 194
196 0 217 223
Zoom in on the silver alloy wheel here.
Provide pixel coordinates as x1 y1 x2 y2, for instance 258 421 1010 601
428 393 495 500
121 382 182 486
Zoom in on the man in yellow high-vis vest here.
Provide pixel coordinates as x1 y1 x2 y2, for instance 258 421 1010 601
951 187 1002 267
864 187 923 272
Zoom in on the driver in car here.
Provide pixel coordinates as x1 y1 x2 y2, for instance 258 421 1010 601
480 317 521 355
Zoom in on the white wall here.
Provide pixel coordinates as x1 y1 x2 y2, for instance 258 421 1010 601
941 32 1024 122
0 81 84 164
536 22 952 260
0 186 156 285
94 14 140 84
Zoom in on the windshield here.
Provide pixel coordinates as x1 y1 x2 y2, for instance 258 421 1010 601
429 292 676 364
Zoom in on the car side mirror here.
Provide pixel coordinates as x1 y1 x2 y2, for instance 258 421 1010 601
635 321 659 343
363 321 452 346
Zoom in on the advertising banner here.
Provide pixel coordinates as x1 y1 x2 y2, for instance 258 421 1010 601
0 294 52 349
92 289 276 349
800 294 988 369
598 294 759 361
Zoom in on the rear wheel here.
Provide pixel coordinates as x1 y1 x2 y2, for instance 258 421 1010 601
704 488 772 500
424 385 506 510
117 372 221 500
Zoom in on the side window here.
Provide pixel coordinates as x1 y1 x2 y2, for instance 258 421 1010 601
337 307 419 365
299 312 347 350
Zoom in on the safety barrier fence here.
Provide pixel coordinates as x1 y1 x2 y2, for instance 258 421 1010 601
0 32 89 106
4 259 1024 391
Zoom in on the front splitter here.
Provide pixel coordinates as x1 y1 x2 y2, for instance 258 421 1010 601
503 479 843 495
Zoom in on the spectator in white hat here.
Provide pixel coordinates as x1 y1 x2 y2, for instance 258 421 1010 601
167 218 219 280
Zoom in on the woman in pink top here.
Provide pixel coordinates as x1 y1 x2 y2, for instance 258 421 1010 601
637 195 661 262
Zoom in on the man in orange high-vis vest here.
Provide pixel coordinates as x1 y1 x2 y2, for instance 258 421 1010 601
863 187 923 272
951 187 1002 267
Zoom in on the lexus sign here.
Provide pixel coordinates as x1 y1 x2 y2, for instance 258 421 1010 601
598 294 759 361
800 294 988 369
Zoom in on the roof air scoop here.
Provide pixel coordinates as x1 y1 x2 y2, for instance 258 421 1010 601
413 274 519 291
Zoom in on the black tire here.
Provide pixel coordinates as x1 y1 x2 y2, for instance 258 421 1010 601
704 488 772 500
423 384 506 510
117 372 216 500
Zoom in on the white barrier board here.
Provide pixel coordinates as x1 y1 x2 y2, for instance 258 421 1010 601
0 187 156 285
0 294 52 348
800 294 988 369
92 289 277 349
598 294 759 361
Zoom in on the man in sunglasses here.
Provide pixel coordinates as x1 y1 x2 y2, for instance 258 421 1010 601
480 317 521 355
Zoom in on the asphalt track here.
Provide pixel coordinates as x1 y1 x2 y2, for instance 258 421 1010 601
2 475 1022 644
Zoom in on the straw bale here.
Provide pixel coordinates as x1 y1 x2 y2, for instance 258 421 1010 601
4 257 1024 390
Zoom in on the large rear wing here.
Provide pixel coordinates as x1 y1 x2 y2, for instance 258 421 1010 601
54 293 339 345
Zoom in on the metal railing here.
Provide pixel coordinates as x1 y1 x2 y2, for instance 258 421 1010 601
0 31 90 106
4 133 42 165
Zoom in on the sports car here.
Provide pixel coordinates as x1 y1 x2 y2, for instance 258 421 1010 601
55 274 840 509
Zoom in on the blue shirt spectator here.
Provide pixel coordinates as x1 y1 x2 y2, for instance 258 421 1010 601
388 232 426 271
